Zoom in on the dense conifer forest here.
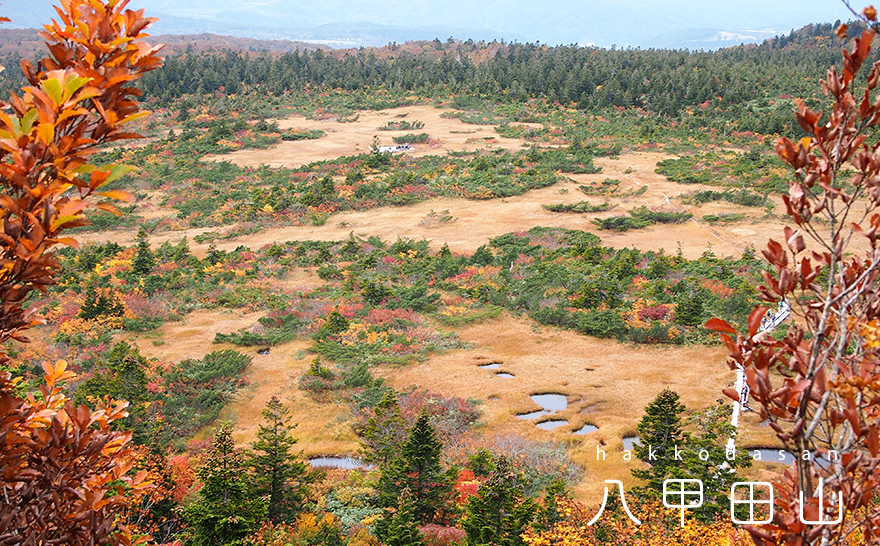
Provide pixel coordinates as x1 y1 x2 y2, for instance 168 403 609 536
130 23 874 131
0 21 871 135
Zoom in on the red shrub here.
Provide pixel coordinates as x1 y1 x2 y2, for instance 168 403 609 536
419 524 466 546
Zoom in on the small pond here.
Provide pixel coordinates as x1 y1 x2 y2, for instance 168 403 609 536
530 393 567 412
622 436 641 451
517 393 569 427
496 372 515 378
574 424 599 435
308 457 367 469
479 363 501 369
536 420 569 431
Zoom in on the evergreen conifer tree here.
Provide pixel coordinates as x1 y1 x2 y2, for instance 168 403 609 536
461 456 536 546
631 388 687 499
378 413 454 524
438 243 452 259
181 423 268 545
73 341 151 443
467 448 496 478
534 480 568 533
206 242 223 265
78 280 101 320
104 341 148 401
248 396 319 523
365 135 391 169
681 404 751 521
339 233 360 257
315 309 350 341
78 279 124 320
356 390 407 466
174 236 191 262
469 245 494 266
157 240 173 263
374 488 423 546
132 228 155 276
105 341 150 440
674 281 705 326
97 290 125 317
631 390 751 520
318 174 335 199
265 243 284 262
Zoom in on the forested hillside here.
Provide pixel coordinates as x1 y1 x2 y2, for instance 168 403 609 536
0 22 869 135
133 22 872 134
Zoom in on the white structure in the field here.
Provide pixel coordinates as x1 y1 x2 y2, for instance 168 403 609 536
378 144 413 153
725 299 792 459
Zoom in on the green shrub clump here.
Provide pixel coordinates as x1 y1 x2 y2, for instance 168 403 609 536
378 120 425 131
281 128 325 141
160 349 252 444
592 206 692 231
543 201 615 213
392 133 430 144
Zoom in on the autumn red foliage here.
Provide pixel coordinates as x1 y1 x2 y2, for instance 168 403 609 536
0 0 162 358
0 362 153 545
706 22 880 546
0 1 163 544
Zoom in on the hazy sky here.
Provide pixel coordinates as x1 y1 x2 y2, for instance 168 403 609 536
3 0 861 48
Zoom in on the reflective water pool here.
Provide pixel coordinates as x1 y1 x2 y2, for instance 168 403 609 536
308 457 368 469
530 393 567 412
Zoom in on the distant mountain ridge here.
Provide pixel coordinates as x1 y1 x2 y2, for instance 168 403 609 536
646 28 789 51
0 29 330 59
0 22 843 61
276 22 526 49
1 0 852 50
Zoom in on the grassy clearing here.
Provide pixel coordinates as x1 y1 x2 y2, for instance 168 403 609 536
371 310 778 499
58 150 803 505
68 110 830 505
